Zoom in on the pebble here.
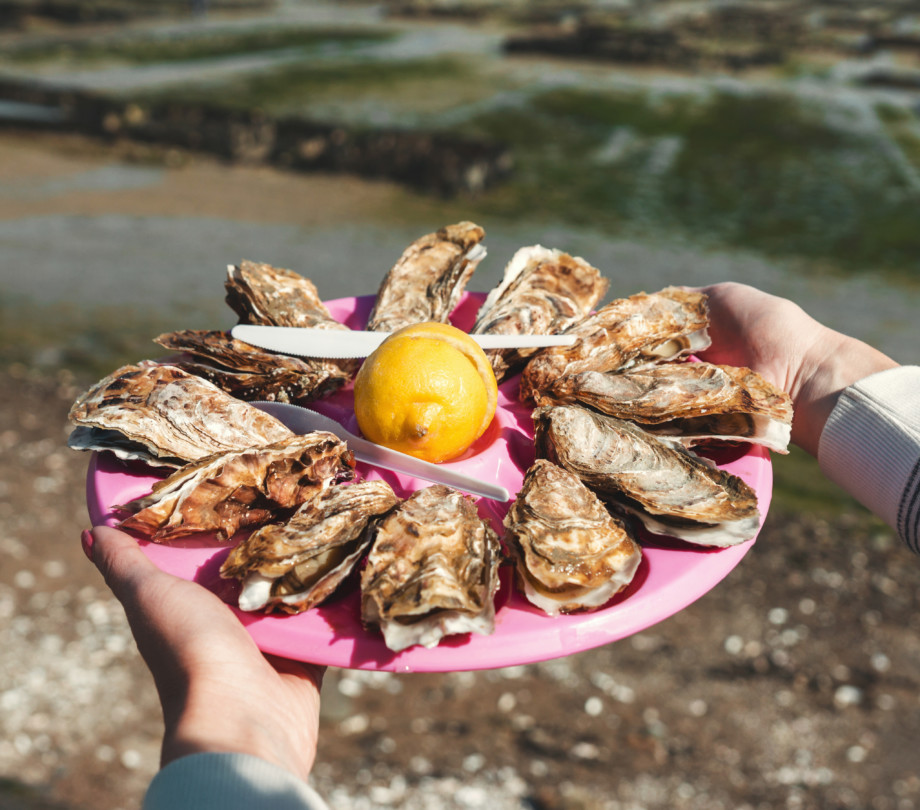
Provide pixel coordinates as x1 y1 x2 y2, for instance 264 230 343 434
14 570 36 589
339 714 369 735
871 652 891 672
768 607 789 625
462 753 484 773
409 756 431 775
847 745 867 763
877 694 896 711
42 560 66 578
834 685 864 708
121 749 142 769
570 741 600 760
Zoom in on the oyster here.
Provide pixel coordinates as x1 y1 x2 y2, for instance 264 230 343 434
366 222 487 332
221 480 400 613
67 363 293 467
539 362 792 453
534 404 760 547
225 259 359 386
361 485 501 652
504 460 642 616
470 245 609 382
155 329 350 403
520 287 710 402
117 432 356 543
226 260 348 330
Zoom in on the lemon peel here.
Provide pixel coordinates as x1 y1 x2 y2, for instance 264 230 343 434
353 322 498 463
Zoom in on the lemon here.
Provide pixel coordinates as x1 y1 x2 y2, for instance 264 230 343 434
353 322 498 463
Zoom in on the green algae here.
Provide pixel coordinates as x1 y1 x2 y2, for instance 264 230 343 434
463 87 920 277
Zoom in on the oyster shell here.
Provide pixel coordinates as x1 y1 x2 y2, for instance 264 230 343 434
366 222 487 332
225 259 359 384
520 287 710 402
67 363 293 467
470 245 609 382
226 260 347 330
221 480 400 614
154 329 351 403
539 362 792 453
117 432 356 543
504 459 642 616
534 404 760 547
361 484 501 652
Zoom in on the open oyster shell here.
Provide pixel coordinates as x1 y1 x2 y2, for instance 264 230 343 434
225 259 348 330
504 459 642 616
117 432 356 543
470 245 609 382
221 480 400 614
539 362 793 453
361 485 501 652
155 329 350 403
520 287 710 402
534 404 760 547
366 222 487 332
67 363 294 467
222 259 359 388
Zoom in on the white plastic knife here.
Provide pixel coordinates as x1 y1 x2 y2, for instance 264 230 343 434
252 401 510 502
231 324 575 359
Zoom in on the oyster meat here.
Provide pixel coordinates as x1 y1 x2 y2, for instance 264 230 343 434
470 245 609 382
540 362 792 453
361 485 501 652
534 404 760 546
67 363 294 467
117 432 356 543
366 222 487 332
155 329 350 403
504 459 642 616
520 287 710 402
221 480 400 613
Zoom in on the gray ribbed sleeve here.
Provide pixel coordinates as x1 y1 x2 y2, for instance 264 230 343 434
142 753 331 810
818 366 920 553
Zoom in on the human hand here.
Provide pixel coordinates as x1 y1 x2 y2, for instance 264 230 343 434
83 525 324 781
694 282 898 455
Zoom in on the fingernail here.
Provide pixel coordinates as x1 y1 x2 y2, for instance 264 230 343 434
81 529 95 562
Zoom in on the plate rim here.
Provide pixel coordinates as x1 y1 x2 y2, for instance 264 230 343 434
84 290 772 672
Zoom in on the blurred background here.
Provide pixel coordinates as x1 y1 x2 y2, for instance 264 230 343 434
1 1 919 808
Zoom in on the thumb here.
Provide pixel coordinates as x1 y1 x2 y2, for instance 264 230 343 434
86 525 161 606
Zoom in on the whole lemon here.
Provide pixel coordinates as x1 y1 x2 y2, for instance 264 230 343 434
353 322 498 463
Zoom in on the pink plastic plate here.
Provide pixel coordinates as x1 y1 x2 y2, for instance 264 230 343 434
87 292 771 673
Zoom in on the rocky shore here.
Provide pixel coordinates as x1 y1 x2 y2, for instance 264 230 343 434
0 78 513 197
3 365 919 810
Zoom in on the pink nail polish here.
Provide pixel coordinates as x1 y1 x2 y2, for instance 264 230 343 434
81 529 94 562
